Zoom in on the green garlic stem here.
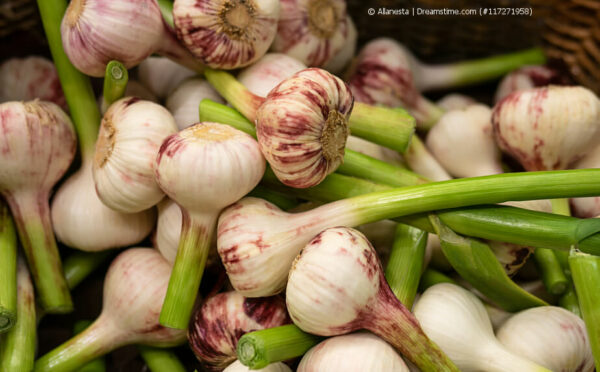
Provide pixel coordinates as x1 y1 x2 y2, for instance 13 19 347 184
419 268 456 292
0 201 17 333
73 321 107 372
101 60 129 114
248 186 299 211
533 248 568 296
63 251 113 290
138 346 186 372
156 0 174 28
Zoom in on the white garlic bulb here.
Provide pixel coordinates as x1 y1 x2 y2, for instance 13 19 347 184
137 56 196 99
238 53 307 98
436 94 476 111
166 78 226 130
494 65 568 103
322 15 357 74
154 198 181 264
224 360 291 372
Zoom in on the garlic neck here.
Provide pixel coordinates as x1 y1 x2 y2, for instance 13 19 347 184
478 340 551 372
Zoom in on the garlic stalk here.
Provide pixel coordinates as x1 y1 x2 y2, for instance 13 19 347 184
166 78 225 130
100 60 128 114
436 93 476 111
271 0 355 69
138 345 186 372
413 283 550 372
494 65 569 103
93 97 178 213
34 248 186 372
571 145 600 218
287 227 458 371
426 104 503 178
238 53 307 98
173 0 280 69
0 56 66 108
298 332 409 372
61 0 203 77
225 360 291 372
138 56 196 100
0 101 75 313
188 291 289 370
497 306 594 372
156 122 265 329
0 201 17 333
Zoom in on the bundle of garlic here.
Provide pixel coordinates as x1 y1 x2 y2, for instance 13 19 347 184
166 78 225 130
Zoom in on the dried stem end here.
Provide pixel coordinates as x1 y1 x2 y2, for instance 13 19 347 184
218 0 257 41
307 0 338 39
65 0 85 27
94 118 116 169
321 109 348 164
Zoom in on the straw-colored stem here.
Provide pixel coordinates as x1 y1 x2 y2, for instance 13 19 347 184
0 201 17 333
101 61 128 114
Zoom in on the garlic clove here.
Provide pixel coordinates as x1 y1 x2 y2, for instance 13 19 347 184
93 97 178 213
494 65 570 103
225 360 291 372
297 332 410 372
166 78 225 130
238 53 307 98
426 104 503 178
492 86 600 171
436 93 476 111
256 68 354 188
497 306 594 372
173 0 280 69
137 56 197 99
271 0 353 68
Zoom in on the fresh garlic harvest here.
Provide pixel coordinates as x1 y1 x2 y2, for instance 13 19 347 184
138 57 196 99
93 97 178 213
61 0 202 76
188 291 289 370
286 227 458 371
0 57 65 108
497 306 594 372
494 65 569 103
426 104 503 178
34 249 186 371
51 160 156 251
436 94 476 111
238 53 307 97
271 0 354 68
166 78 225 130
225 360 291 372
173 0 280 69
413 283 550 372
571 145 600 218
0 101 75 312
298 332 409 372
492 86 600 171
256 68 353 188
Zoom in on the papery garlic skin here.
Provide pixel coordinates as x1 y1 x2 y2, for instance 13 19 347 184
256 68 353 188
571 145 600 218
322 15 356 74
298 332 409 372
426 104 503 178
166 78 225 130
174 0 280 69
238 53 307 97
138 57 196 99
436 94 476 111
188 291 290 370
225 360 291 372
494 65 569 103
0 57 65 108
93 97 178 213
51 160 156 251
492 86 600 171
489 240 533 276
272 0 353 68
497 306 594 372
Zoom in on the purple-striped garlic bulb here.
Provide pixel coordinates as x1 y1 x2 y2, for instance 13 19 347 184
571 145 600 218
271 0 355 69
61 0 202 77
0 57 65 109
34 248 186 371
225 360 291 372
238 53 307 98
492 86 600 171
173 0 280 69
166 78 226 130
93 98 178 213
256 68 353 188
426 104 502 178
286 227 458 371
298 332 409 372
188 291 290 370
494 65 569 103
322 16 357 74
436 94 476 111
138 57 196 100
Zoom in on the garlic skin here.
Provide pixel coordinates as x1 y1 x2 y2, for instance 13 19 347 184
298 332 409 372
93 97 178 213
0 57 65 109
188 291 290 370
426 104 503 178
138 57 196 99
174 0 280 69
497 306 594 372
571 145 600 218
494 65 569 103
238 53 307 98
256 68 354 188
51 160 156 251
345 136 403 165
154 198 182 263
413 283 549 372
271 0 353 68
489 240 533 276
225 360 291 372
166 78 225 130
436 94 476 111
321 15 357 74
492 86 600 171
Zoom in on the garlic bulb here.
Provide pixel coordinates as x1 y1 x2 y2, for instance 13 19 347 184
0 101 75 312
497 306 594 372
571 145 600 218
436 94 476 111
256 68 353 188
138 56 196 99
154 198 182 263
173 0 280 69
166 78 225 130
35 248 186 371
322 15 357 74
426 104 503 178
123 81 158 102
0 57 65 108
492 86 600 171
238 53 307 98
188 291 289 370
61 0 202 76
51 159 156 251
286 227 458 371
93 97 178 213
494 65 569 103
225 360 291 372
298 332 409 372
413 283 550 372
